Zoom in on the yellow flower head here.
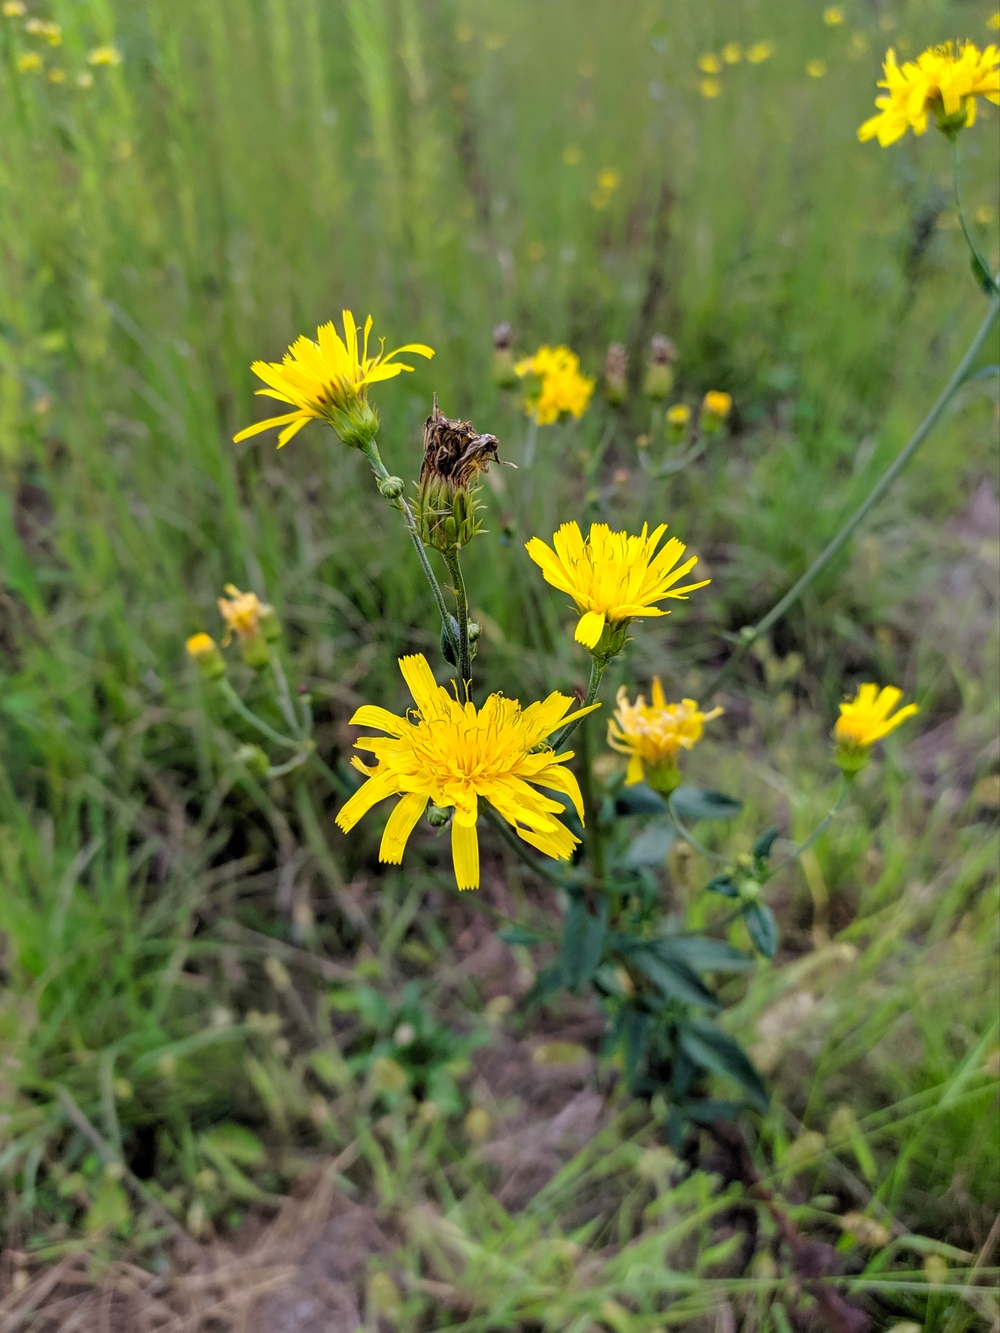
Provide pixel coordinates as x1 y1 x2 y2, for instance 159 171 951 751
609 680 723 792
699 78 722 98
217 585 270 643
823 7 845 27
234 311 434 449
701 390 732 419
747 40 775 63
2 2 27 16
698 52 722 74
723 42 743 64
858 42 1000 146
806 58 828 78
833 683 918 773
336 654 597 890
17 50 42 71
185 632 225 679
515 345 595 426
525 521 710 654
667 403 692 426
87 44 123 65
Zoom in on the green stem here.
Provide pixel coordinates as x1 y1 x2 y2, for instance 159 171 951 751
217 679 299 749
771 779 850 872
269 652 303 737
700 289 1000 703
359 438 459 662
552 654 609 750
666 793 729 866
654 434 708 477
952 139 997 295
443 549 473 694
577 710 605 884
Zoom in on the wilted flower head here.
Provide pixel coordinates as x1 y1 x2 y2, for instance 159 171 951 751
415 399 502 552
336 654 597 890
609 680 723 792
858 43 1000 146
515 345 595 425
833 683 918 774
604 343 628 406
644 334 677 401
525 520 710 655
234 312 434 449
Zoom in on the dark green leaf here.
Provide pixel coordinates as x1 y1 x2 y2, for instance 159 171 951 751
671 787 743 821
623 822 676 867
705 874 739 898
970 252 998 297
631 948 719 1010
619 1005 652 1085
498 925 550 947
525 962 564 1007
752 826 780 861
615 783 667 815
678 1017 769 1112
560 896 606 990
657 936 754 973
744 902 779 959
683 1098 745 1124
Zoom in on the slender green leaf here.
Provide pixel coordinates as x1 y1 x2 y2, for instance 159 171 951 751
560 895 606 989
615 783 667 815
705 874 739 898
671 787 743 821
657 936 754 973
623 822 676 867
631 948 720 1010
744 902 779 958
752 826 780 861
678 1018 769 1112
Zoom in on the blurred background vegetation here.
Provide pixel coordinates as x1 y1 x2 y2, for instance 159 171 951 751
0 0 998 1328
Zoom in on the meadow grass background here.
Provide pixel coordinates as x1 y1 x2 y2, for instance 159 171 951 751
0 0 998 1328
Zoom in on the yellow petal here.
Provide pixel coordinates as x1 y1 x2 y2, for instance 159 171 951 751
379 792 427 864
398 654 447 717
451 816 480 890
335 771 398 833
349 704 409 736
626 754 644 785
575 610 606 649
233 411 306 443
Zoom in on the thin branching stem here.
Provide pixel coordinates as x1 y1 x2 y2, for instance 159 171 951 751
700 288 1000 702
552 654 609 750
217 679 299 749
443 549 473 694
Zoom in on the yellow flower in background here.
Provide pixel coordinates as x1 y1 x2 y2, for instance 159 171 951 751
701 390 732 420
609 680 723 792
25 17 60 42
336 655 597 891
217 585 270 643
747 40 775 63
823 6 846 26
698 52 722 74
16 50 41 71
87 45 123 65
700 78 722 98
590 167 621 210
807 58 828 78
515 345 594 425
525 520 710 653
234 312 434 449
988 12 1000 30
722 42 743 64
185 633 225 679
667 403 692 426
833 683 918 773
858 43 1000 146
47 66 65 82
2 2 26 16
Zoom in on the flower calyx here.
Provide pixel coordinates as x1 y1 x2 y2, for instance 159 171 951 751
415 398 503 552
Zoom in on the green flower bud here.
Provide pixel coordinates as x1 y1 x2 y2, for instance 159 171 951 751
425 803 452 828
378 474 405 500
234 743 271 777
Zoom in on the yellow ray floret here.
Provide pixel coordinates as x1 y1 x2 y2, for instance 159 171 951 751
335 654 598 890
515 345 595 425
834 683 919 750
234 311 434 448
608 680 723 788
858 42 1000 146
217 584 269 643
525 521 710 652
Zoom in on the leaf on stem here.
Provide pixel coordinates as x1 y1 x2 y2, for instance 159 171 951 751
630 947 720 1010
560 894 606 990
671 787 743 821
752 826 780 861
743 902 779 958
678 1017 769 1112
623 822 676 867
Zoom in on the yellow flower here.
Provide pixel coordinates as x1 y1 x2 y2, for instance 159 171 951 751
833 683 918 773
335 655 597 890
747 40 775 63
722 42 743 64
87 44 122 65
699 78 722 98
47 66 65 82
17 50 43 71
701 390 732 419
609 680 723 792
807 58 828 78
2 1 26 15
858 43 1000 146
698 53 722 74
666 403 691 426
234 312 434 449
185 632 225 679
525 520 710 653
823 6 845 26
515 345 594 425
596 167 620 192
988 11 1000 30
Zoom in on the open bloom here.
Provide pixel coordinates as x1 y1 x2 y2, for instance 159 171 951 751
609 681 722 792
335 655 597 890
515 346 594 425
217 585 270 643
234 312 434 449
525 521 710 653
834 683 918 773
701 390 732 422
858 43 1000 146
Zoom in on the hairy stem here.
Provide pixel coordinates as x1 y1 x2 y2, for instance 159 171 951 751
443 548 473 694
700 289 1000 702
952 138 997 294
217 679 299 749
552 654 609 750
